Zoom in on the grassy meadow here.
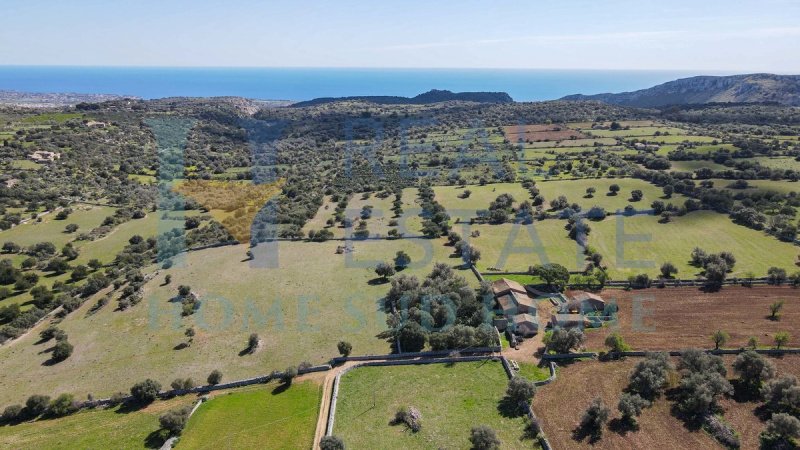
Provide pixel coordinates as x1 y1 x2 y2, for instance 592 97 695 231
334 361 537 450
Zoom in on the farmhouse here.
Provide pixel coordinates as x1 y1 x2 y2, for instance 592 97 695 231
29 150 60 163
512 313 539 337
492 278 540 336
633 142 661 151
567 291 605 313
549 313 590 330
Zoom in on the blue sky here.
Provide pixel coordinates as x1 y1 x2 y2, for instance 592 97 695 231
2 0 799 71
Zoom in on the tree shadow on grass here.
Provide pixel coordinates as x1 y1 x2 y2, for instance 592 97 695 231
367 277 390 286
271 382 290 395
115 400 151 415
143 429 169 449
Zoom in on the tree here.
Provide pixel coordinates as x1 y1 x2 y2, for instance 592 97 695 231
2 242 20 253
604 332 630 353
64 223 79 233
207 370 223 385
130 379 162 404
48 394 76 417
660 262 678 279
609 184 620 195
663 185 674 198
24 395 50 418
733 350 776 391
506 376 537 407
748 336 759 350
630 189 643 201
704 262 728 289
247 333 260 353
628 352 672 399
52 339 74 362
1 404 22 423
530 263 570 290
394 251 411 270
546 328 585 353
375 262 396 280
774 331 790 349
770 300 785 320
585 187 596 198
711 330 729 350
617 393 650 425
469 425 501 450
319 435 345 450
398 321 428 352
87 259 102 270
760 413 800 449
165 274 172 285
337 340 352 357
768 267 788 285
761 375 800 413
580 397 610 437
70 264 89 281
282 366 298 384
178 285 191 296
159 406 192 435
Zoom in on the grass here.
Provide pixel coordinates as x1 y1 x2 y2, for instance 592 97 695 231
585 126 687 138
516 362 551 382
0 205 114 249
335 361 537 450
9 159 42 170
535 178 684 212
0 396 194 449
21 113 83 124
0 238 474 407
433 183 533 221
753 156 800 171
668 160 729 172
706 178 800 195
178 381 321 449
589 210 799 278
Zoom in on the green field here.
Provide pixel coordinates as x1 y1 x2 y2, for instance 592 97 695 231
21 112 84 124
0 238 474 407
589 211 798 278
178 381 321 449
535 178 682 211
706 178 800 195
467 222 584 272
334 361 537 450
0 396 194 449
0 205 114 249
9 159 42 170
585 126 687 138
753 156 800 171
433 183 533 221
667 160 729 172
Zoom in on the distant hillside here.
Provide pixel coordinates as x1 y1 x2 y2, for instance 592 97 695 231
291 89 513 107
561 74 800 108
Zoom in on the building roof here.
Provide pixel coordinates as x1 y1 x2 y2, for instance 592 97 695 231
495 291 537 315
571 291 604 304
550 313 589 328
513 313 538 325
491 278 527 296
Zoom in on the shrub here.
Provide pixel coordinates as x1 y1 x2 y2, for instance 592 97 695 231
628 352 672 399
282 366 298 384
617 393 650 424
759 413 800 449
545 328 585 353
580 397 610 437
604 332 630 353
51 339 74 362
207 370 223 385
337 341 352 357
732 350 776 391
24 394 51 418
159 405 192 435
47 393 77 417
1 404 23 423
506 376 536 407
469 425 501 450
393 405 422 432
130 379 161 404
319 435 345 450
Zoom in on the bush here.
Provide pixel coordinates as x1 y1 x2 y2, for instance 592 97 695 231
545 328 585 353
47 393 77 417
604 332 630 353
1 404 23 423
207 370 223 385
393 405 422 432
617 393 650 424
337 340 352 357
24 394 51 418
469 424 501 450
319 435 345 450
159 405 192 435
628 352 672 399
760 413 800 449
506 376 536 407
51 339 74 362
130 379 161 404
733 350 776 391
580 397 610 436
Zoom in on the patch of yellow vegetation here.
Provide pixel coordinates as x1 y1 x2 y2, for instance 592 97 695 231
174 178 284 242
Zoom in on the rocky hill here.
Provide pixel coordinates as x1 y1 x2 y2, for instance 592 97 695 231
561 74 800 107
291 89 513 107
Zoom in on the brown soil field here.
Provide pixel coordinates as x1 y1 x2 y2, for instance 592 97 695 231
533 355 800 449
503 124 586 142
584 286 800 351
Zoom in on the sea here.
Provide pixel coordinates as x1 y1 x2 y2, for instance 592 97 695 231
0 66 713 102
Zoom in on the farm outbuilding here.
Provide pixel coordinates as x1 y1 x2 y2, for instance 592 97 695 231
512 313 539 337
